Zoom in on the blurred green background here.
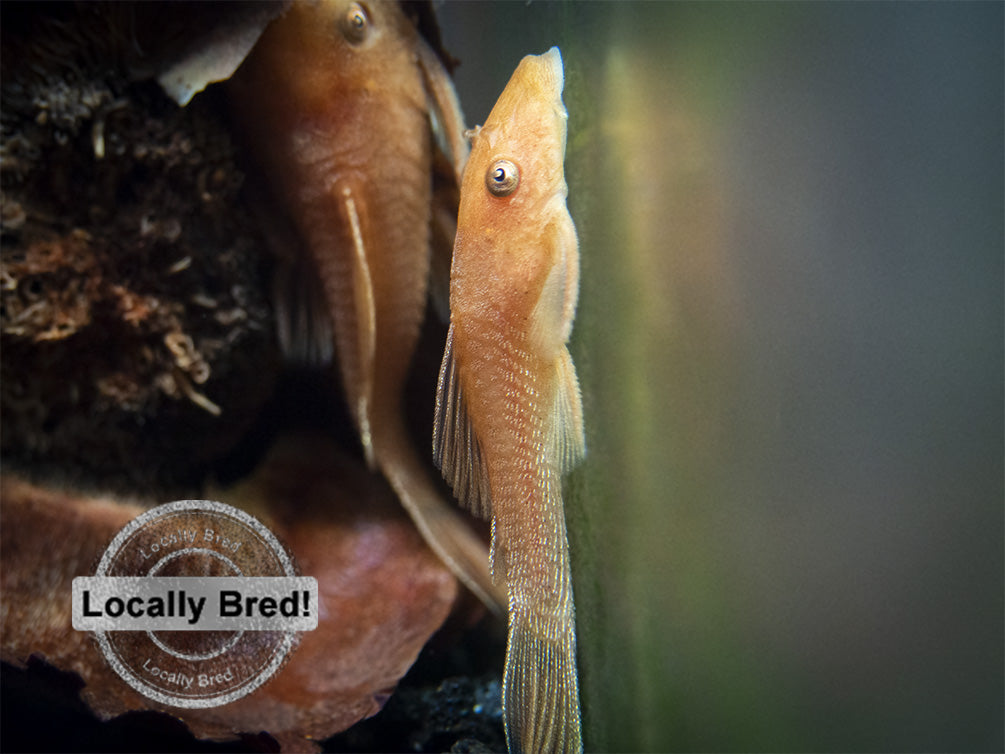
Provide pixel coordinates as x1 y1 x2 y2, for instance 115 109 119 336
438 3 1003 752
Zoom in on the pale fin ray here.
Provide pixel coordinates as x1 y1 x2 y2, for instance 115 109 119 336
552 347 586 473
489 516 505 585
340 184 377 468
379 424 506 614
433 325 493 520
556 205 580 346
273 252 335 368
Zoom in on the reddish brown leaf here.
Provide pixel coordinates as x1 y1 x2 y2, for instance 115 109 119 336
1 434 459 750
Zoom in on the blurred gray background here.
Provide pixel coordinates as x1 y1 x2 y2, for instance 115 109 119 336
437 3 1003 752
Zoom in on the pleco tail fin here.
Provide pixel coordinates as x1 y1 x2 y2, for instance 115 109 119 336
504 606 583 754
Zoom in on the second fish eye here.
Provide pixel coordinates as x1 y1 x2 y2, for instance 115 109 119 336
486 159 520 197
340 2 370 43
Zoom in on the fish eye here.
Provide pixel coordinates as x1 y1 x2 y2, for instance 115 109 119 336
340 2 370 43
485 159 520 197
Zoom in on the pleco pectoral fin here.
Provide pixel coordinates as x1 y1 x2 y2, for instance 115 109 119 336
274 252 335 369
552 347 586 473
529 209 580 358
433 325 493 520
339 184 377 467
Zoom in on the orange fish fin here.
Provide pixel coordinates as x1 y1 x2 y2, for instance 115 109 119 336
504 610 583 754
433 324 493 519
530 209 580 358
339 184 377 467
553 347 587 474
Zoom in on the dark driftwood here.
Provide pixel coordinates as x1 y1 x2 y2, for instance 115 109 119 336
1 3 500 751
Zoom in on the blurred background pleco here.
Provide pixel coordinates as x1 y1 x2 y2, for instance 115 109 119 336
438 3 1003 752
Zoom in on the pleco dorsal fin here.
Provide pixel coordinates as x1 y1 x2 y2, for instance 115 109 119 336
340 184 377 468
433 324 493 519
553 346 586 473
